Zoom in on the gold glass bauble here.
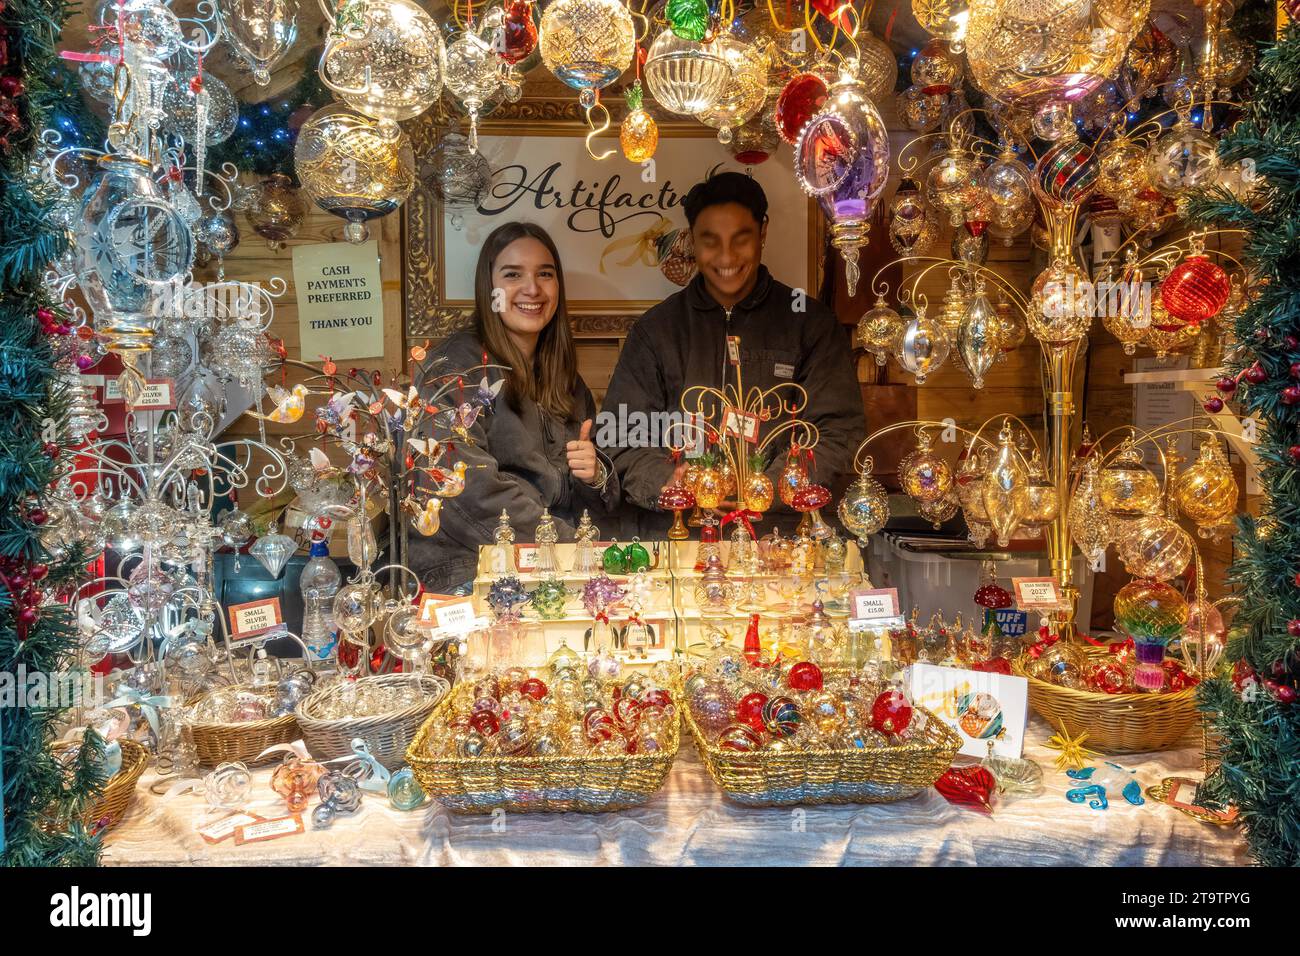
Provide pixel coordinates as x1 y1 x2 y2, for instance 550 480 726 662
1097 138 1148 200
899 435 954 505
245 172 306 250
742 471 775 513
838 466 890 543
1194 28 1254 91
1141 303 1199 358
937 277 969 342
294 105 415 243
1020 454 1060 529
643 29 728 116
694 466 724 509
777 458 808 507
857 31 899 103
1118 513 1193 581
959 290 1000 389
981 424 1028 547
983 152 1035 244
911 0 969 41
320 0 445 124
1098 443 1161 520
911 37 963 93
1069 459 1111 564
855 296 905 366
1172 440 1238 536
539 0 635 103
620 109 658 162
918 493 959 529
1028 259 1093 345
925 147 981 226
897 85 945 133
956 450 991 522
697 34 769 143
994 297 1026 352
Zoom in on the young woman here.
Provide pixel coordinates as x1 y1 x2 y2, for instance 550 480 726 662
408 221 618 594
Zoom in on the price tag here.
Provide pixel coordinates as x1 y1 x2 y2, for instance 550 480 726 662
198 812 264 846
227 597 283 641
418 595 477 635
514 545 538 571
726 336 741 365
850 587 900 621
1013 577 1063 610
234 814 304 845
723 406 759 443
102 377 124 403
133 378 176 411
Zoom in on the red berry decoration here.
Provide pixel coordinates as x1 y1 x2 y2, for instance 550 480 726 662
1283 386 1300 405
736 692 769 733
518 677 548 700
1291 446 1300 463
1289 335 1300 350
1231 659 1256 690
18 607 37 625
1277 684 1299 705
1245 363 1267 385
1290 620 1300 638
1160 254 1230 325
1202 397 1224 413
870 690 913 735
786 661 824 691
30 563 47 581
1291 361 1300 379
27 509 46 526
1215 376 1237 394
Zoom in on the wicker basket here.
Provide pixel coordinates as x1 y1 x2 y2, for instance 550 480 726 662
684 700 961 807
54 738 149 833
190 685 299 766
406 687 681 814
1012 651 1200 753
296 673 450 770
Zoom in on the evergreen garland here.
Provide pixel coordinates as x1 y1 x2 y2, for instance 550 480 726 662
1 0 103 866
1186 20 1300 868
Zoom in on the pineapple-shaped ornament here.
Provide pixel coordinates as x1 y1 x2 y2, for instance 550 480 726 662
741 451 775 512
777 444 810 507
693 452 725 509
620 80 659 163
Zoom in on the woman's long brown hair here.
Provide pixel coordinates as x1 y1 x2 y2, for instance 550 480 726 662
473 221 578 420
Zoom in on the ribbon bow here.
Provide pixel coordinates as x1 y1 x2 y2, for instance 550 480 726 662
720 508 763 540
1027 627 1059 659
323 737 391 793
107 688 175 743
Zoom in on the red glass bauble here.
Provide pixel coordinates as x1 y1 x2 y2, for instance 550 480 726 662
870 689 913 735
973 583 1013 609
934 766 996 813
1160 255 1230 325
775 73 828 146
470 710 500 736
518 677 548 700
787 661 824 691
499 0 539 64
642 688 672 709
736 692 769 732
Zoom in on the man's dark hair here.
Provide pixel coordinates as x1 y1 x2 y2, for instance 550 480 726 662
682 171 769 228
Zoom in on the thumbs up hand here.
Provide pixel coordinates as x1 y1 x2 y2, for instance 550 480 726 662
566 418 600 484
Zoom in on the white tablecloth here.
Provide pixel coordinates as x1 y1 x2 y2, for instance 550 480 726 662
102 716 1249 867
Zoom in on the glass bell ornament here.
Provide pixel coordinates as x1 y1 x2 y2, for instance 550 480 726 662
215 0 298 84
696 34 769 144
855 296 905 366
294 104 416 243
982 423 1028 548
643 29 728 116
538 0 635 108
320 0 445 124
250 527 297 578
838 466 890 545
1029 259 1094 346
1160 253 1231 326
1146 118 1220 199
245 173 307 250
1098 442 1161 522
619 81 658 163
897 84 944 133
895 306 950 384
443 31 501 151
1118 514 1193 581
794 68 890 296
775 71 827 145
899 433 954 505
1173 439 1238 536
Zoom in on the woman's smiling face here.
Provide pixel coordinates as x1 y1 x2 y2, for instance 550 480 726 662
492 236 559 344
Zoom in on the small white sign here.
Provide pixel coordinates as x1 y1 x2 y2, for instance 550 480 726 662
908 662 1029 759
850 587 900 621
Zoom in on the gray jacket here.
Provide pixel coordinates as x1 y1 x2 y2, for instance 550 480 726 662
406 331 620 592
602 266 865 537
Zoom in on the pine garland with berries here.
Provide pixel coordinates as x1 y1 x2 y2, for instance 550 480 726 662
1185 19 1300 868
1 0 103 866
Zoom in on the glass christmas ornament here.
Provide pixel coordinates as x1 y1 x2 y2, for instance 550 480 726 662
321 0 445 124
1029 259 1093 346
728 111 780 165
250 528 296 577
855 296 905 365
1119 513 1193 582
422 130 492 222
1030 99 1075 141
74 154 194 359
870 689 913 736
775 71 828 145
794 69 890 295
1113 578 1187 643
1099 443 1161 521
838 467 890 544
295 104 415 243
1020 453 1060 529
857 31 899 103
444 32 501 150
982 423 1028 547
1160 254 1230 326
666 0 708 40
496 0 540 64
1069 459 1111 564
216 0 299 85
912 0 969 41
689 678 737 738
958 286 999 389
993 296 1025 352
1141 315 1199 359
210 319 273 388
982 150 1034 244
693 461 725 509
1194 27 1254 91
643 30 729 116
620 81 658 162
912 37 963 93
1123 18 1176 98
791 484 833 539
897 85 945 132
952 229 989 266
900 435 954 505
245 173 307 250
919 493 960 529
195 210 240 259
1173 440 1238 536
776 455 808 509
937 277 969 342
895 306 950 384
539 0 635 107
163 73 239 146
1097 137 1147 200
1146 119 1220 198
1034 137 1098 210
925 147 981 226
658 485 695 539
887 177 937 255
697 35 769 143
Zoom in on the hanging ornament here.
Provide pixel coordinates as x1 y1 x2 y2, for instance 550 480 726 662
958 280 999 389
1096 137 1149 201
911 37 963 94
1194 28 1254 92
1098 442 1161 523
1121 18 1176 101
838 466 890 545
620 81 659 163
993 296 1026 353
1020 452 1059 530
1146 118 1220 199
981 149 1034 245
422 130 492 230
216 0 299 85
696 34 769 144
1172 439 1238 537
1034 137 1099 210
1119 514 1193 581
498 0 540 64
857 32 899 103
897 85 945 133
981 423 1027 547
320 0 446 125
1069 458 1112 565
643 30 729 116
294 104 416 243
926 146 981 226
794 68 890 296
163 71 238 148
899 433 954 505
1161 251 1231 326
887 177 937 255
539 0 635 108
444 31 502 151
1028 259 1093 346
974 561 1013 609
911 0 969 42
250 526 297 578
855 296 905 366
666 0 709 41
245 172 307 250
775 71 828 145
937 276 968 342
895 306 950 384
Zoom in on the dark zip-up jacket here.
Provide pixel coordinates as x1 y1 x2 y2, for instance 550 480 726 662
602 265 865 537
406 330 620 593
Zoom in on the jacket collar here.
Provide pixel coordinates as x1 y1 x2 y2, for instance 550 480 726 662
686 264 775 315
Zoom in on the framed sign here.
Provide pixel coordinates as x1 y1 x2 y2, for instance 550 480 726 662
403 100 822 342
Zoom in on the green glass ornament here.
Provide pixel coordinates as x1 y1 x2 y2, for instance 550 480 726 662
667 0 709 41
602 541 627 574
531 579 569 619
625 538 651 573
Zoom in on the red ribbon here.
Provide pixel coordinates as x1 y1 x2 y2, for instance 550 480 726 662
1027 627 1058 659
720 508 762 540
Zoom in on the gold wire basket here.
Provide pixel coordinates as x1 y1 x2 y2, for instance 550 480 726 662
683 701 962 807
1012 651 1200 753
406 686 681 814
54 737 149 834
189 685 300 767
296 673 451 770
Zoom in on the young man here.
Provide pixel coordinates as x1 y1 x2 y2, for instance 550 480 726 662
602 171 866 536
